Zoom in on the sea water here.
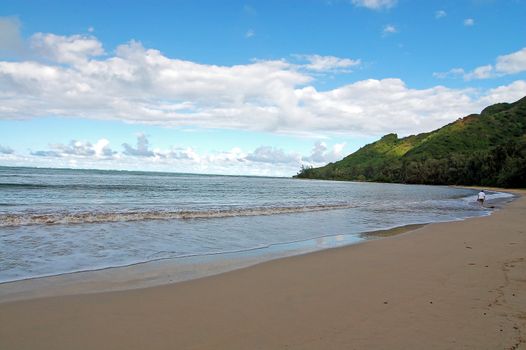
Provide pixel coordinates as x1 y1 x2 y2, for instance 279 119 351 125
0 166 514 283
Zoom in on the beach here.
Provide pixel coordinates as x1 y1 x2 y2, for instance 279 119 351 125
1 1 524 348
1 190 525 349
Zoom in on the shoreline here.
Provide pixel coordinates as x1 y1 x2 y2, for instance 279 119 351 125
0 184 509 295
0 222 427 303
1 189 524 349
0 189 514 304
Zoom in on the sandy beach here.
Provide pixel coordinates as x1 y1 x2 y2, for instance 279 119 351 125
1 190 525 350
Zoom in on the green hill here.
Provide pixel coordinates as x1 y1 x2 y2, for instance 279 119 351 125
295 96 526 188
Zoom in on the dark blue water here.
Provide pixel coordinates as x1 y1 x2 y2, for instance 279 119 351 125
0 166 512 282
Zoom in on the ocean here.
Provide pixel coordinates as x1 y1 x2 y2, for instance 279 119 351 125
0 166 514 283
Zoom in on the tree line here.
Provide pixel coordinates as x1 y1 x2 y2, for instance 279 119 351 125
296 138 526 188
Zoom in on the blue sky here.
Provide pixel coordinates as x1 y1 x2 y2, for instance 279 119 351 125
1 0 525 176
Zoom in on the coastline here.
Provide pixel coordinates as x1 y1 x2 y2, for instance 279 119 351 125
1 178 489 288
0 186 510 300
0 222 423 303
1 189 524 349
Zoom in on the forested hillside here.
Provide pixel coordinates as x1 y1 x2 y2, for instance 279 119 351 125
295 96 526 188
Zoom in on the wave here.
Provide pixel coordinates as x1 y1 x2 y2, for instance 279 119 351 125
0 204 356 227
0 182 169 191
0 183 50 189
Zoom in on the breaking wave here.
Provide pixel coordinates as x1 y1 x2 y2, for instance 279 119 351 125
0 204 356 227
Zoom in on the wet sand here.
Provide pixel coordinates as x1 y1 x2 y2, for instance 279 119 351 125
0 190 525 349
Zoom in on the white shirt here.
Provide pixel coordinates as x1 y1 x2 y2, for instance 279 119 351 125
478 191 486 200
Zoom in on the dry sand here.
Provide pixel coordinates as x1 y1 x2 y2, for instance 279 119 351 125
1 190 525 350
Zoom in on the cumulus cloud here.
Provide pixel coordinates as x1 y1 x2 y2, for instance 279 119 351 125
302 141 346 164
30 33 104 65
464 65 493 80
93 139 115 157
295 79 466 135
1 31 526 139
435 47 526 81
31 139 115 158
51 140 96 156
30 136 152 160
166 147 200 161
12 134 350 176
246 146 300 164
298 54 361 73
122 133 155 157
479 80 526 106
0 145 14 154
351 0 397 10
495 47 526 75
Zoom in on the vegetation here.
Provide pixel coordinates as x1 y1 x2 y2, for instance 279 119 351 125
295 96 526 188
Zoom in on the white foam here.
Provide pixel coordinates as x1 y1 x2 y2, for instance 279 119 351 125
0 204 357 227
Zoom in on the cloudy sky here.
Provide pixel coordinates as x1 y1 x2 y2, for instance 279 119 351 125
1 0 525 176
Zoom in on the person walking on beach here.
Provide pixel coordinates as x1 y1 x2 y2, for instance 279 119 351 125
477 190 486 207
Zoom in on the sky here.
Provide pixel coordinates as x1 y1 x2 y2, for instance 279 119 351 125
0 0 525 176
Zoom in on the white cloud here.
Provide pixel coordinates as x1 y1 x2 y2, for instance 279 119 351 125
302 141 346 164
31 139 115 158
495 47 526 75
293 78 492 135
479 80 526 106
30 33 104 64
382 25 398 36
1 31 525 140
435 10 447 19
299 54 361 73
122 133 155 157
166 147 200 161
52 140 96 156
464 18 475 26
93 138 115 158
246 146 300 164
464 64 493 80
435 47 526 81
351 0 397 10
17 134 352 176
0 36 310 132
5 74 525 180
